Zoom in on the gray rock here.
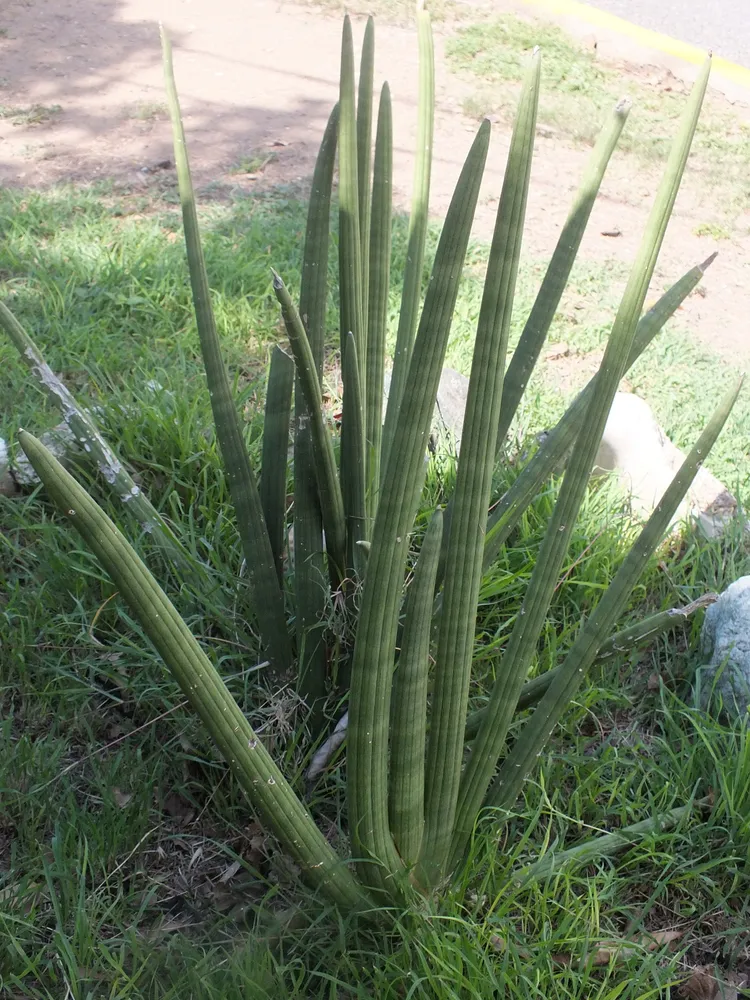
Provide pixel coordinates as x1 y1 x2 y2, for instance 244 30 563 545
0 437 18 496
699 576 750 719
383 366 469 455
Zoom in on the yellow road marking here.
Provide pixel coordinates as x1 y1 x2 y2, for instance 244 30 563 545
522 0 750 89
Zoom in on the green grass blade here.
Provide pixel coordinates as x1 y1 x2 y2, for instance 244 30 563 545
463 594 717 740
418 53 540 886
18 430 369 913
380 8 434 474
348 121 490 895
295 104 339 723
0 301 192 571
357 16 375 355
162 29 293 675
273 272 346 583
389 509 443 867
487 378 741 817
342 331 367 576
452 60 711 868
261 347 294 585
482 252 716 575
496 98 630 448
365 83 393 525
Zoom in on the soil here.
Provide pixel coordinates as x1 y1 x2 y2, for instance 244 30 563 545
1 0 749 362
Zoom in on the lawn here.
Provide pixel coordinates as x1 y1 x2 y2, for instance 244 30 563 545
1 178 749 997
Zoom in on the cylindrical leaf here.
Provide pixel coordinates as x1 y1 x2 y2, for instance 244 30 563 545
18 430 368 913
273 271 346 583
380 9 434 474
418 52 540 887
463 593 717 740
161 30 292 675
496 98 630 448
452 60 711 869
482 253 717 575
348 121 490 896
365 83 393 525
357 16 375 361
484 378 740 823
295 104 339 721
389 509 443 866
261 347 294 584
342 332 367 577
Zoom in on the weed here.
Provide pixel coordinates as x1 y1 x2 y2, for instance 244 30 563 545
0 102 62 126
693 221 732 240
231 150 277 175
125 101 169 122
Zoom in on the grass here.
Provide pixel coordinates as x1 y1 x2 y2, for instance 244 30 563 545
693 221 732 240
302 0 457 25
446 14 750 222
0 104 63 126
123 102 169 123
1 180 749 997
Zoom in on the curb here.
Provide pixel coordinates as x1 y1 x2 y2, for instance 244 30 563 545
522 0 750 90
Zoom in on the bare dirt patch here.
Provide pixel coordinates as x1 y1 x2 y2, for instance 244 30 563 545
1 0 748 362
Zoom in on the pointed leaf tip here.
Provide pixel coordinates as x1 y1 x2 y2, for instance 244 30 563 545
700 251 718 271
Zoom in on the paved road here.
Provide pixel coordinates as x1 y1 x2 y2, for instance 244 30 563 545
590 0 749 68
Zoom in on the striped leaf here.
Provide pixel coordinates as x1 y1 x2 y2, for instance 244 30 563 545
418 52 540 887
161 29 292 675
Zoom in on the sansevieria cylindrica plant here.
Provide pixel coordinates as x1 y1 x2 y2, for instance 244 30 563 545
5 12 740 913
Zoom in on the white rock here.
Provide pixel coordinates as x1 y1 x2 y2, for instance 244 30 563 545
594 392 739 540
12 422 78 486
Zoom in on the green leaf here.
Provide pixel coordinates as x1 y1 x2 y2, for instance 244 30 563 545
348 119 490 895
261 347 294 585
418 51 540 886
381 8 434 473
358 16 375 360
161 28 292 675
482 252 717 574
295 104 339 721
342 332 367 577
389 509 443 866
496 98 630 447
365 83 393 525
486 377 741 818
463 593 717 740
272 271 346 584
18 430 369 913
451 59 711 869
339 15 365 379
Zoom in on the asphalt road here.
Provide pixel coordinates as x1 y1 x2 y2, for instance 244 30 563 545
590 0 749 68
